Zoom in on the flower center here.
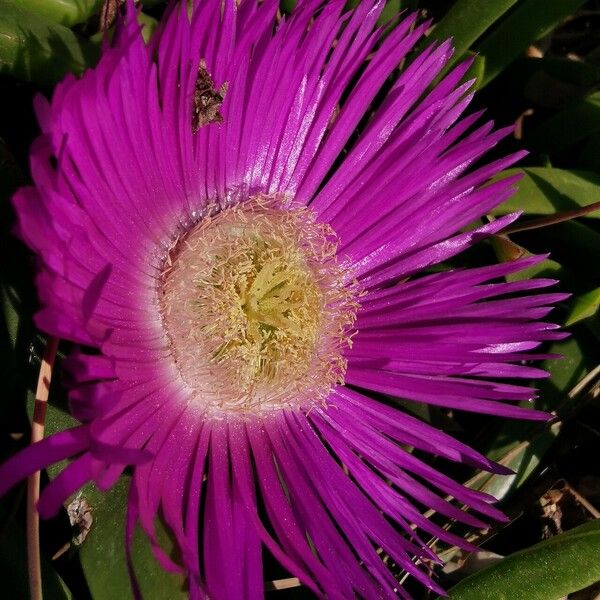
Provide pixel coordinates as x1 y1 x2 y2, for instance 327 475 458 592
159 196 358 415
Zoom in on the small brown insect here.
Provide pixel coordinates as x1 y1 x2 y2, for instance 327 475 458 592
100 0 141 32
66 492 93 546
192 60 228 133
100 0 124 32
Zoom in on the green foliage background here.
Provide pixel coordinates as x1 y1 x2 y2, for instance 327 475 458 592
0 0 599 598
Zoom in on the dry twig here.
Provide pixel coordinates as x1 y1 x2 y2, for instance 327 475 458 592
27 337 59 600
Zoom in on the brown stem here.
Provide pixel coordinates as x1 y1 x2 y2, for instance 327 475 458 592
503 199 600 235
27 337 59 600
264 578 301 591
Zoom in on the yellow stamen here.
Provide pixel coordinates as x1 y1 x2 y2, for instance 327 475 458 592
159 195 358 415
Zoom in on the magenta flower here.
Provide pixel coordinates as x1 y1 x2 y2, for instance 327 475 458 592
0 0 567 597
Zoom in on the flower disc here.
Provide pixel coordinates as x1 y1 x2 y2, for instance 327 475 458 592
159 197 358 414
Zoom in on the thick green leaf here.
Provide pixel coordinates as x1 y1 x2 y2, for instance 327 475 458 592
492 168 600 218
490 236 562 281
538 333 599 414
79 478 186 600
342 0 411 23
378 0 402 27
475 0 588 86
17 0 101 27
472 229 594 501
526 56 600 87
455 51 486 88
476 330 600 500
526 91 600 155
493 223 600 290
565 287 600 326
279 0 297 13
467 53 485 88
0 0 99 84
427 0 518 64
447 520 600 600
470 421 561 502
519 57 600 109
137 12 157 41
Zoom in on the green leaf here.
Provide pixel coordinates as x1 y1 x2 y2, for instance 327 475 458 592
79 477 187 600
427 0 519 64
490 235 562 281
467 53 485 88
137 12 157 42
0 0 99 84
473 226 597 500
492 168 600 218
342 0 411 23
519 57 600 109
565 287 600 326
279 0 297 13
526 91 600 155
447 520 600 600
16 0 101 27
377 0 402 27
542 338 582 398
538 332 600 415
528 56 600 88
470 421 561 502
476 328 600 500
475 0 588 86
